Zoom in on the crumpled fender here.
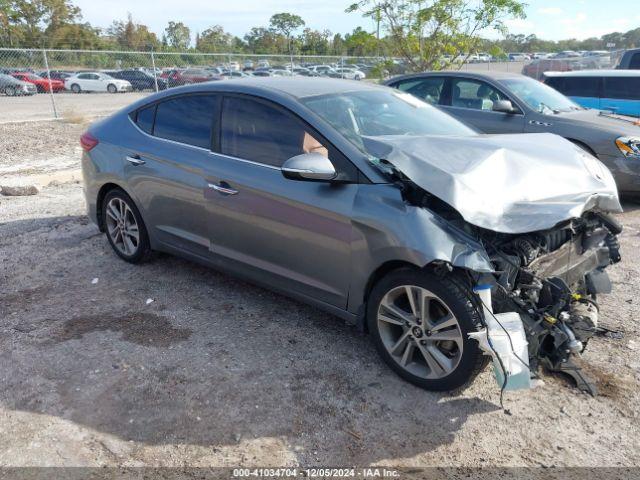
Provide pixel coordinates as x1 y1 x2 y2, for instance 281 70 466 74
347 184 493 314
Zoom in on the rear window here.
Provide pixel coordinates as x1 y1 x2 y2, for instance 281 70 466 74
135 104 155 134
603 77 640 100
393 77 445 105
629 53 640 69
152 95 217 148
562 77 600 97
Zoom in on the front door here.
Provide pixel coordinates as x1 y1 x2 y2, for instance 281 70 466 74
441 77 526 133
202 94 358 308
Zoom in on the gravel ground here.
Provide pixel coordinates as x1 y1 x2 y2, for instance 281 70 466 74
1 121 639 469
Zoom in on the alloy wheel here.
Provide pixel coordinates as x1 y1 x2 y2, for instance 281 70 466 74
377 285 464 379
105 197 140 256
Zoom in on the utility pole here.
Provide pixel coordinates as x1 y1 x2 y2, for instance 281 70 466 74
375 7 381 60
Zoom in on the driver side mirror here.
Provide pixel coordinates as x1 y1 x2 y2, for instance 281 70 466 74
281 153 337 182
492 99 517 114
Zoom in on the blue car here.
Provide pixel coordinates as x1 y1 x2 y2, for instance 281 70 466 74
543 70 640 117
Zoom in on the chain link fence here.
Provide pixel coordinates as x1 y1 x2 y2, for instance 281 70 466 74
0 47 617 123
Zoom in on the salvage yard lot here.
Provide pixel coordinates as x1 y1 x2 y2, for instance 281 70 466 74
1 120 640 468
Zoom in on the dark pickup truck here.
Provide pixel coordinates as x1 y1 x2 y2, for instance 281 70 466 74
617 48 640 70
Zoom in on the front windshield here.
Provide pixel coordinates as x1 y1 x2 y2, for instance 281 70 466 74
27 74 42 81
302 89 476 151
501 76 581 114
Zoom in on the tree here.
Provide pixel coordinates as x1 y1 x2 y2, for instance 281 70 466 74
269 12 305 62
299 28 331 55
347 0 526 71
331 33 345 55
3 0 81 47
107 13 159 50
46 21 100 48
196 24 233 52
344 26 378 56
244 27 285 53
164 20 190 50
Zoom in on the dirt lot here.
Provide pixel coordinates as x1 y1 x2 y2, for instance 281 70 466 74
1 120 640 469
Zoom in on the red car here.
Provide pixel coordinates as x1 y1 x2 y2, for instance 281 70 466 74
11 72 65 93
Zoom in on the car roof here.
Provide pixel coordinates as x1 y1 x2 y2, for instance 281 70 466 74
384 70 526 84
544 70 640 77
168 77 384 99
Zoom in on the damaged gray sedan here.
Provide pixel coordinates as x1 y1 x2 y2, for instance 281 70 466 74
82 78 622 393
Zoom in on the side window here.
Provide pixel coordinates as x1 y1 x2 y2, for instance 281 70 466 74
451 79 507 110
562 77 599 97
220 96 328 167
394 77 445 105
135 104 156 134
545 77 565 91
604 77 640 100
78 73 90 80
629 53 640 69
154 95 217 148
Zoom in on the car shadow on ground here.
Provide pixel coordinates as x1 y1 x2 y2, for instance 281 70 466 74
0 214 500 465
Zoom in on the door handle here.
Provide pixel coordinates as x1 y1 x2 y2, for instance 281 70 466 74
126 155 145 166
208 182 238 195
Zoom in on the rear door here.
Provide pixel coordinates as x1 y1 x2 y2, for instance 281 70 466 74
601 76 640 117
76 73 95 90
202 94 359 308
125 93 218 258
440 77 525 133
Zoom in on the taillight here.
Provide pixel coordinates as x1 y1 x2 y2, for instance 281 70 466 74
80 131 99 152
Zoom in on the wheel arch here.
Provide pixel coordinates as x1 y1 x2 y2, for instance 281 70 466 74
96 182 132 232
567 138 597 157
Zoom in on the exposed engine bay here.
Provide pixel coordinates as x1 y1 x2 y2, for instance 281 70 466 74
477 211 622 394
410 184 623 395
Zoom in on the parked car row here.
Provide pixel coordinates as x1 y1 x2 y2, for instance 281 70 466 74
0 69 135 95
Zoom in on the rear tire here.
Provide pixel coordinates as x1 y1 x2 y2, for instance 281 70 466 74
71 84 81 93
107 84 117 93
5 86 16 96
367 269 487 391
102 189 151 264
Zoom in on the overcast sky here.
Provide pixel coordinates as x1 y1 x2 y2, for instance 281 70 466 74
73 0 640 42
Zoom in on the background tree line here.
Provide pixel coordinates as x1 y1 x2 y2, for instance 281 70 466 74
1 0 638 65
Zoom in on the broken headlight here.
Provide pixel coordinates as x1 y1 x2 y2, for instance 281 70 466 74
615 136 640 158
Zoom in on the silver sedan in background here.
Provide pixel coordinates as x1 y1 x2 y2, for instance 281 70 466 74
385 71 640 196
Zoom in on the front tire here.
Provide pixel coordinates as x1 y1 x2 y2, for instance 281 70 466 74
367 269 487 391
107 84 117 93
5 86 16 96
102 189 151 263
71 83 81 93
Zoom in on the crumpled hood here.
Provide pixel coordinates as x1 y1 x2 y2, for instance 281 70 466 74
363 133 622 234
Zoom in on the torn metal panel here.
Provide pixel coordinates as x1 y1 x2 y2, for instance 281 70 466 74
363 133 622 234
